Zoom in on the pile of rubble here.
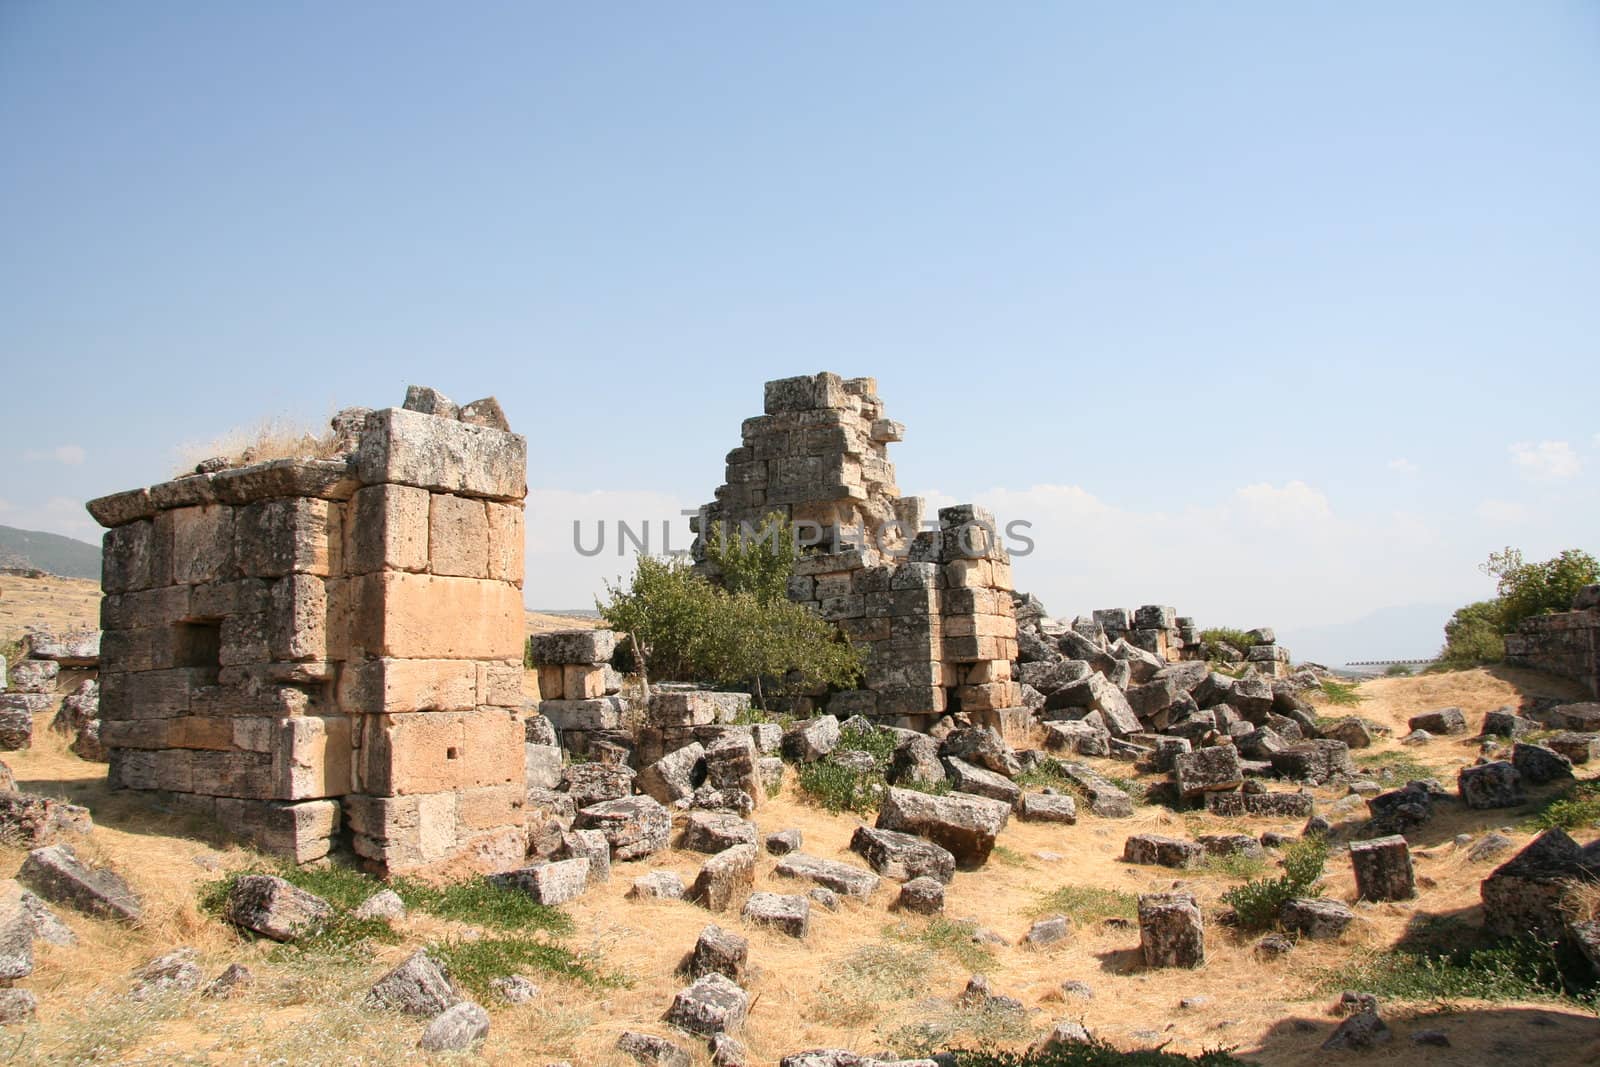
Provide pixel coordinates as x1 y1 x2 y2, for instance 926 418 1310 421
0 629 102 760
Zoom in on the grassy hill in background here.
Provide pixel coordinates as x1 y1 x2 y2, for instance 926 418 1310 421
0 524 101 580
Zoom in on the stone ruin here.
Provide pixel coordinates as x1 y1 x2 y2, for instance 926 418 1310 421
690 372 1022 736
1505 583 1600 698
84 387 528 874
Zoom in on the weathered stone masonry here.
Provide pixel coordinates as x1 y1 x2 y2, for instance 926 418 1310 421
1505 584 1600 698
86 389 528 874
693 372 1022 736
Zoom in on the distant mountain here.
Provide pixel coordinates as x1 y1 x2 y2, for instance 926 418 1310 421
1277 602 1455 668
0 525 101 580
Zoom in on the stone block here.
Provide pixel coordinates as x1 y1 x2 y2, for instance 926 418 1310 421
235 497 341 578
354 709 522 796
527 629 618 666
1139 892 1203 968
348 571 523 660
356 406 527 501
692 843 758 912
1350 835 1415 901
429 493 490 578
345 483 430 574
491 858 591 905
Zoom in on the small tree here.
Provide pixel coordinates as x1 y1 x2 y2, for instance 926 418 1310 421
702 511 796 605
1438 599 1506 667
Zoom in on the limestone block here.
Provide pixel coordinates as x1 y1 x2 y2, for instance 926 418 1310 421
217 613 270 667
541 697 628 732
102 521 157 594
98 668 200 721
87 487 155 528
187 750 276 799
348 572 523 660
355 406 527 502
485 502 524 584
338 658 479 714
429 493 490 578
101 585 192 632
538 666 564 700
345 483 430 575
527 629 618 666
270 573 327 662
235 497 341 577
161 504 237 585
476 662 523 708
215 798 341 863
273 715 354 799
563 664 605 700
355 710 522 796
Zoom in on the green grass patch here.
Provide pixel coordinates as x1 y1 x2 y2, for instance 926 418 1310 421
948 1042 1250 1067
1529 778 1600 832
393 876 573 935
990 844 1027 867
1014 756 1074 790
795 758 886 814
428 935 624 1000
1319 937 1591 1004
1201 851 1269 881
197 866 403 960
885 996 1032 1058
1028 884 1137 924
837 720 898 764
898 776 954 797
1316 679 1365 707
1353 749 1434 783
1220 835 1328 931
885 916 996 972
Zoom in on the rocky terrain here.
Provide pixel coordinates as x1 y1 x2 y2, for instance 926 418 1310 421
0 567 1597 1065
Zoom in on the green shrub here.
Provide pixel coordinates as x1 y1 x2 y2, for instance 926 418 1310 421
1220 835 1328 931
1316 679 1364 707
1198 627 1256 662
836 720 897 766
599 525 862 705
1438 599 1506 667
1383 663 1414 677
1484 547 1600 631
1531 779 1600 831
796 758 885 814
393 877 573 934
947 1041 1249 1066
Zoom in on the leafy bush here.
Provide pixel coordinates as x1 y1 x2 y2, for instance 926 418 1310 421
1220 835 1328 931
599 536 862 704
796 758 885 814
1438 598 1506 667
1484 547 1600 631
702 510 796 605
1383 663 1414 677
1198 627 1256 661
947 1042 1249 1066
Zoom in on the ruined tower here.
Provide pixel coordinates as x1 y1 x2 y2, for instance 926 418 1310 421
86 388 528 874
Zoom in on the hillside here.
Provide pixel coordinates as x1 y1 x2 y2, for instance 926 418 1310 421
0 525 101 581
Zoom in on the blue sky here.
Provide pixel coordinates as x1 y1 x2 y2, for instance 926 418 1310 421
3 3 1597 664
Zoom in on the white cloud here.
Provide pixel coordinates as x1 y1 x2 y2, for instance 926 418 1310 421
1510 440 1580 482
1233 480 1333 527
1387 458 1419 475
21 444 86 466
1475 499 1527 524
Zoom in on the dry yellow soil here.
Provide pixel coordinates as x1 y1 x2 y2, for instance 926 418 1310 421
2 575 1598 1064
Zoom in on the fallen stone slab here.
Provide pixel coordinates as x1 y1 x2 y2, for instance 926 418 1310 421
692 843 758 912
897 876 944 915
766 829 803 856
1350 835 1415 902
742 891 810 938
0 883 34 982
1018 792 1077 824
130 947 204 1000
353 888 406 921
1138 892 1203 968
638 743 707 805
1123 834 1203 869
1458 760 1524 809
617 1030 692 1067
575 796 672 861
875 787 1010 866
939 727 1022 778
628 871 687 901
689 923 748 982
1512 743 1574 785
490 859 592 906
558 828 612 885
225 874 333 942
1408 707 1467 735
774 853 880 899
941 757 1022 807
1280 898 1355 939
1174 745 1244 797
365 949 460 1016
781 716 840 762
419 1000 490 1052
18 845 142 925
560 762 637 808
849 825 956 884
1025 914 1070 947
665 972 749 1036
1243 791 1315 818
0 989 36 1026
1481 828 1600 939
681 811 759 855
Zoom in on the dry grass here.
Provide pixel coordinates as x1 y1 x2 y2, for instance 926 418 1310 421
4 613 1600 1064
0 574 101 654
172 418 342 477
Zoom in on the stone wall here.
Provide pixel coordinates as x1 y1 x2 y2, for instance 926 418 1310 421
1504 585 1600 697
85 387 528 874
693 373 1021 731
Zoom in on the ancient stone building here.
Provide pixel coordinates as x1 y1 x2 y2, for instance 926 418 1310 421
85 388 528 874
1505 584 1600 697
694 373 1022 735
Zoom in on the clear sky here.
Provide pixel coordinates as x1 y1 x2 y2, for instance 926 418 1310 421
3 3 1597 664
